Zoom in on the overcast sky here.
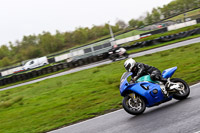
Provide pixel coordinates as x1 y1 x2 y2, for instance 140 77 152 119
0 0 173 45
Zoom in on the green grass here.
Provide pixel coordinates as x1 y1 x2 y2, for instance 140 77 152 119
122 23 200 47
166 8 200 22
127 34 200 54
115 30 149 39
0 42 200 133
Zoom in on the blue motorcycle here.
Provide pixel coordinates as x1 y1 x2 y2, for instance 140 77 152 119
120 66 190 115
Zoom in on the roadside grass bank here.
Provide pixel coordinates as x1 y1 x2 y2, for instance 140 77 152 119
165 8 200 22
0 42 200 133
122 23 200 47
127 34 200 54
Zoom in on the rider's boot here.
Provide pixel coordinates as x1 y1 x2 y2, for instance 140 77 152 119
159 78 170 97
160 84 168 97
165 78 171 90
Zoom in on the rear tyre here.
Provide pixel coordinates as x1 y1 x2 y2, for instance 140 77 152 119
171 78 190 100
122 94 146 115
109 54 116 61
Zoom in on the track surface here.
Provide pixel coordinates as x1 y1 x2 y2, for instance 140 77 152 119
1 37 200 91
49 83 200 133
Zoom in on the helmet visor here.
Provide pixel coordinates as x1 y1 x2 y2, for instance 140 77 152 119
125 63 131 72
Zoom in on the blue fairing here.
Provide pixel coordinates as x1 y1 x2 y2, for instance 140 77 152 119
120 72 173 107
162 66 177 78
127 83 172 107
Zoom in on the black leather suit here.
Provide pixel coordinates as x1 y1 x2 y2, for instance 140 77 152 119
131 62 167 83
109 46 121 53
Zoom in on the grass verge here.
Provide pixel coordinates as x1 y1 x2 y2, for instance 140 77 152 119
122 23 200 47
127 34 200 54
165 8 200 22
0 42 200 133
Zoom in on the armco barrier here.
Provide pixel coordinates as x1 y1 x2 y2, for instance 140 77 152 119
3 63 69 86
140 27 168 37
197 18 200 23
144 40 154 46
126 27 200 51
48 58 56 64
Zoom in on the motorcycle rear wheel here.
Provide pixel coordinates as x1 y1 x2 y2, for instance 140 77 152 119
171 78 190 100
109 54 116 61
124 53 129 58
122 94 146 115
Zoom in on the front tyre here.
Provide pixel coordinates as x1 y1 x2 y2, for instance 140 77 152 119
171 78 190 100
122 94 146 115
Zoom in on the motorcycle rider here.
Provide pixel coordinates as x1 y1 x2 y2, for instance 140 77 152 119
109 45 128 59
124 58 169 93
109 45 121 54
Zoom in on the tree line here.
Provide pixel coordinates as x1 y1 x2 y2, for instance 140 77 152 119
0 0 199 68
128 0 200 28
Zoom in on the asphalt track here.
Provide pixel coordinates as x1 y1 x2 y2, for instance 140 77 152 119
0 37 200 92
49 83 200 133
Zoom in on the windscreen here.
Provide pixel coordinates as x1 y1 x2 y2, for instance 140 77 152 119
120 72 132 82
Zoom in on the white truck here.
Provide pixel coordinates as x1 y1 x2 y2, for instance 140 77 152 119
23 56 49 70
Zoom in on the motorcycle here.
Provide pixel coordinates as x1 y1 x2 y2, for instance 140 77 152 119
108 47 129 61
120 66 190 115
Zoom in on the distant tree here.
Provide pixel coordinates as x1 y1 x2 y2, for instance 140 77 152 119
0 45 10 60
1 57 11 67
128 19 138 28
144 12 153 25
152 8 161 23
38 32 61 54
64 32 73 44
72 27 88 44
21 35 38 48
137 21 144 28
160 5 171 18
102 24 110 36
115 20 127 29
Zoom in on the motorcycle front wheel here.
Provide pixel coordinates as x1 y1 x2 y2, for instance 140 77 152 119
122 94 146 115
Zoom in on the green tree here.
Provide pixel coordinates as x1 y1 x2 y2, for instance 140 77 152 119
152 8 161 23
128 19 139 28
115 20 127 29
72 27 89 44
0 45 10 60
144 12 153 25
1 57 11 67
137 21 144 28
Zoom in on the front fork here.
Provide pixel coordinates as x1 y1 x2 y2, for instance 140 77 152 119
128 93 137 102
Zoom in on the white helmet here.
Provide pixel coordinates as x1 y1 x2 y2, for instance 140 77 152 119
124 58 136 72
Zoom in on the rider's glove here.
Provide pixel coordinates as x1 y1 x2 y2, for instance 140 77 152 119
133 77 138 82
